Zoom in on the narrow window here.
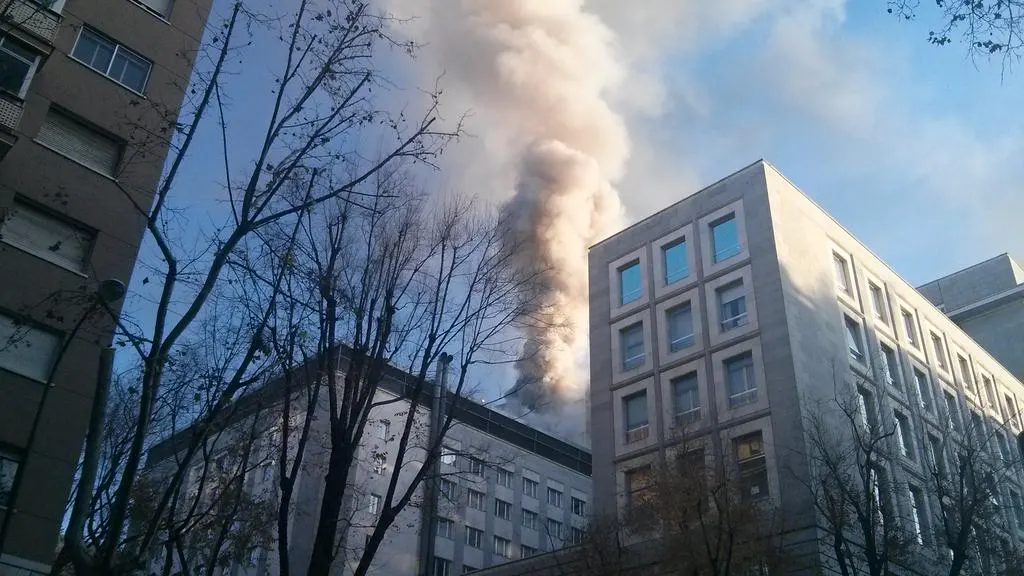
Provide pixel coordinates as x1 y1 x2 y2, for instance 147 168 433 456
901 309 918 347
931 333 948 370
844 316 864 363
868 283 887 323
894 411 915 461
710 214 740 262
928 434 946 475
983 375 997 407
880 344 901 390
368 494 381 515
624 466 654 512
571 496 586 516
909 486 926 545
958 355 975 393
725 353 757 408
718 281 748 332
620 323 644 371
857 387 878 430
944 391 961 431
672 373 701 426
914 369 933 414
663 238 689 284
833 253 851 294
735 432 768 500
618 261 641 305
623 391 649 443
666 303 695 352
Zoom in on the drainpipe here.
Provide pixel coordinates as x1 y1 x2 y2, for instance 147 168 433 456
418 352 452 576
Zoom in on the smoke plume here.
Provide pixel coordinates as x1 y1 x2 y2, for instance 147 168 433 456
384 0 629 412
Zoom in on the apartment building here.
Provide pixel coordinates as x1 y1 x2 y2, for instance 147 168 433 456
918 253 1024 381
0 0 211 571
143 354 592 576
586 160 1024 574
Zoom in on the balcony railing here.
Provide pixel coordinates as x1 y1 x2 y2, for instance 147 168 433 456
1 0 60 44
0 91 23 132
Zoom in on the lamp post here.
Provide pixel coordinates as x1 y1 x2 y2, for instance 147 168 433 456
0 279 126 555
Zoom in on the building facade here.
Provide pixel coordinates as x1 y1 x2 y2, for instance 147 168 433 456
144 360 592 576
0 0 211 570
587 160 1024 574
918 253 1024 381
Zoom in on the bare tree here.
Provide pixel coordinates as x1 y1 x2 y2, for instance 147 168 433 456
54 0 458 572
888 0 1024 67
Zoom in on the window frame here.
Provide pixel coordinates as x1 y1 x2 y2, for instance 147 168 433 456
900 308 919 349
496 467 513 489
623 390 649 444
710 213 741 263
546 487 563 508
466 488 485 511
879 342 902 392
521 508 537 530
0 311 63 383
619 322 645 372
1 197 97 275
665 302 695 352
465 526 483 548
70 26 153 95
717 280 748 332
494 497 512 521
930 332 949 371
893 411 916 461
843 315 866 365
571 496 586 516
617 260 642 306
435 517 454 539
0 36 40 98
522 477 538 499
868 281 889 324
833 253 852 295
493 535 511 558
725 352 757 409
662 237 689 285
913 368 934 415
671 372 701 427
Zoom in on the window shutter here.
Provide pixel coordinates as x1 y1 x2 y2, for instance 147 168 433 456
2 201 92 272
137 0 173 17
37 110 120 176
0 314 61 382
719 282 744 304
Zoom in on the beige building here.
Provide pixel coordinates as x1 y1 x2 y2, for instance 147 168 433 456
586 160 1024 573
0 0 211 571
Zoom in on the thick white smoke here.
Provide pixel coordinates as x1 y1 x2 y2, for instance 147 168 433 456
384 1 629 409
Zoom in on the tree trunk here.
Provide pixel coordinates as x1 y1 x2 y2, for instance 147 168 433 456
306 444 353 576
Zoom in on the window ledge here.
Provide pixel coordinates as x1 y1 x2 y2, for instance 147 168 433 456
126 0 172 23
67 56 149 99
32 139 118 181
0 240 89 278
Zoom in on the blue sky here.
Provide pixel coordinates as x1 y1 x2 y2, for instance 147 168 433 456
585 0 1024 286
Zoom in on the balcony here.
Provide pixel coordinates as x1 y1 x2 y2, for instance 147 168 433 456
1 0 60 44
0 91 22 158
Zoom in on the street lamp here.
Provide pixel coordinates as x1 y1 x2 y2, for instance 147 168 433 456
0 279 126 553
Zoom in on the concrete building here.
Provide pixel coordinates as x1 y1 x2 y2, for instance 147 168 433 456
586 160 1024 574
143 354 592 576
0 0 211 570
918 253 1024 381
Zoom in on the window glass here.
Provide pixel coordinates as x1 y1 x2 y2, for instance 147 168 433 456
663 238 688 284
869 283 887 322
521 509 537 529
931 334 947 369
72 28 115 72
901 309 918 346
718 282 747 331
620 323 644 371
71 28 151 93
881 345 901 390
894 412 915 460
735 432 768 500
958 356 974 392
624 392 648 442
523 477 538 498
0 37 36 96
465 526 483 548
914 369 933 413
725 353 756 408
666 303 694 351
833 254 851 293
619 261 641 305
1 200 94 273
944 391 961 430
0 313 61 382
844 317 863 362
672 373 700 426
547 487 563 508
711 214 740 262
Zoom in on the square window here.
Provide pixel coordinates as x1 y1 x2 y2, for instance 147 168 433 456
735 432 768 500
666 303 695 352
623 391 649 444
869 283 888 323
663 238 689 284
547 487 563 508
468 457 485 476
725 353 756 408
494 498 512 520
914 369 934 414
521 509 537 530
571 496 587 516
433 558 451 576
523 477 538 498
620 323 644 371
546 518 564 541
894 411 915 461
619 261 642 305
931 333 948 370
0 36 38 97
880 344 902 391
467 489 485 511
0 313 61 382
671 373 700 427
493 536 511 558
844 316 865 363
436 517 454 539
439 479 457 500
718 281 748 332
465 526 483 548
901 309 918 348
496 468 513 488
710 214 740 263
833 253 851 294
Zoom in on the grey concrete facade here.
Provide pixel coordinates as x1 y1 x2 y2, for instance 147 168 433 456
917 254 1024 381
0 0 211 571
587 160 1024 574
143 359 592 576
